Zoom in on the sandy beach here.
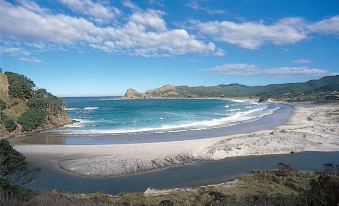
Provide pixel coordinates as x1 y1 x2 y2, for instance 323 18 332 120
12 102 339 177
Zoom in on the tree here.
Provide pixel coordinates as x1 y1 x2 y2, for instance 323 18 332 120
4 72 35 99
17 108 47 131
0 139 38 200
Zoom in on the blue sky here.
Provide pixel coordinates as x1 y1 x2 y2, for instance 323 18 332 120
1 0 339 96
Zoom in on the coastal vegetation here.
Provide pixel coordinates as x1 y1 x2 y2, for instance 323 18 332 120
124 75 339 101
0 139 36 201
0 71 71 135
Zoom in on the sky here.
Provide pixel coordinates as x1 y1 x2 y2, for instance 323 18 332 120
0 0 339 97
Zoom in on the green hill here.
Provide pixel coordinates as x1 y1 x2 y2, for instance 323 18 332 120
124 75 339 101
0 71 71 135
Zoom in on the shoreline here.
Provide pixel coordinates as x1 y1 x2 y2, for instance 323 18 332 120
11 102 339 177
10 102 292 145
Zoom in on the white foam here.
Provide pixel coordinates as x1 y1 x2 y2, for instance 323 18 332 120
65 108 80 111
228 108 241 112
83 107 99 110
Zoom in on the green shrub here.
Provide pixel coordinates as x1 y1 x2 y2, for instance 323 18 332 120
18 109 47 131
27 96 47 109
3 119 16 132
0 139 35 201
0 99 6 111
28 89 66 114
5 72 35 99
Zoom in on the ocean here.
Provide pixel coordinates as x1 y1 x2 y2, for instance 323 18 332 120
61 97 280 135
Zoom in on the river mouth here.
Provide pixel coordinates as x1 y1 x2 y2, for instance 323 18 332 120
27 151 339 194
10 103 292 145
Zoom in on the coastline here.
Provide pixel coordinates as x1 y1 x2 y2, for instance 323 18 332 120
10 102 291 144
11 102 339 177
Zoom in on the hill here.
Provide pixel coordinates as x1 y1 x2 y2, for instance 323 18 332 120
0 71 71 135
124 75 339 101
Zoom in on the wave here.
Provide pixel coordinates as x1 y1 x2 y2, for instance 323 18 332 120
228 108 241 112
64 105 280 135
83 107 99 110
65 108 80 111
230 99 259 105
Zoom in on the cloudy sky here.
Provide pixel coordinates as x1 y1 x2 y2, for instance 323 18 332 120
0 0 338 96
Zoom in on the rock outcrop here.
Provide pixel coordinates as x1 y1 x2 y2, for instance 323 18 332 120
123 85 180 99
144 84 179 98
123 89 143 99
0 72 71 136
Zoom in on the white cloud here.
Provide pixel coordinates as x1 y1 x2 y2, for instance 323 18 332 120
0 0 218 56
308 16 339 34
206 63 332 76
58 0 120 23
0 46 42 63
293 59 312 64
194 16 339 49
186 2 225 15
195 18 307 49
130 10 166 31
122 0 140 11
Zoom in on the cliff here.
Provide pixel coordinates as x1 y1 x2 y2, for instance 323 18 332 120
0 72 71 136
123 75 339 100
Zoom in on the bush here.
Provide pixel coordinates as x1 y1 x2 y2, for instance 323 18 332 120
0 139 35 201
17 109 47 131
28 89 66 114
5 72 35 99
3 119 16 132
27 96 47 109
300 174 339 206
0 99 6 111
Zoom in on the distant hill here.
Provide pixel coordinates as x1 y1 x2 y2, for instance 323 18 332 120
0 71 71 135
124 75 339 101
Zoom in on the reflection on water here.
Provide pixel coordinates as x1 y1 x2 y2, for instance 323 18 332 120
28 151 339 195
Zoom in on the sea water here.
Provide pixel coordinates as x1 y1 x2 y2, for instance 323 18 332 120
61 97 280 135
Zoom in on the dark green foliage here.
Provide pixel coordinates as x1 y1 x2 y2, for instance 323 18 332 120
3 119 16 132
28 89 66 114
0 139 25 176
0 178 32 201
27 96 47 109
0 139 35 201
300 175 339 206
0 99 6 111
159 199 174 206
18 109 47 131
5 72 35 99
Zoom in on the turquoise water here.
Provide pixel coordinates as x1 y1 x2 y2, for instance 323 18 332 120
62 97 280 135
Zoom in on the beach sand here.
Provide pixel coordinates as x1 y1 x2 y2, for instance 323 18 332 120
13 102 339 177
